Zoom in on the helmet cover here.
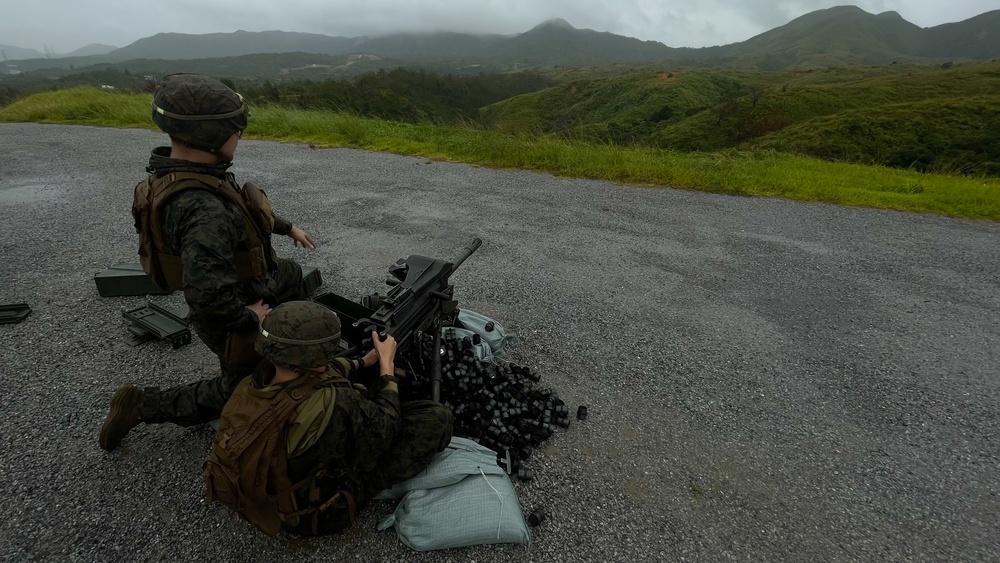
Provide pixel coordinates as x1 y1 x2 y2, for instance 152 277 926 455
152 73 248 152
255 301 342 369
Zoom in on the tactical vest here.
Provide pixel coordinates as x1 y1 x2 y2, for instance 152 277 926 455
203 365 353 537
131 171 277 291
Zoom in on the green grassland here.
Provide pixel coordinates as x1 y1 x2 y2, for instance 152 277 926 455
484 64 953 136
751 96 1000 175
1 86 998 220
487 61 1000 176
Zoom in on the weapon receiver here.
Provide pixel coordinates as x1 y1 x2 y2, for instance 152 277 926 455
320 238 481 402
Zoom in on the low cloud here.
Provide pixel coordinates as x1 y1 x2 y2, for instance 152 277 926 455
1 0 995 54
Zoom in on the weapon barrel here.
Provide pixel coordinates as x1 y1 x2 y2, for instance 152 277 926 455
450 237 482 271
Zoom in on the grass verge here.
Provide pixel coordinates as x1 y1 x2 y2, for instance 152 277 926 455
2 87 998 220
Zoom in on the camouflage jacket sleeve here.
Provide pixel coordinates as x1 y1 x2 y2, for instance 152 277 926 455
315 376 401 474
272 213 292 237
165 190 258 332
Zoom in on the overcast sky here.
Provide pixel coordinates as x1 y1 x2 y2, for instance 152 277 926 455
3 0 997 54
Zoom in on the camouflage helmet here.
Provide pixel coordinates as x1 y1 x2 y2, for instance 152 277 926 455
255 301 342 369
151 73 248 153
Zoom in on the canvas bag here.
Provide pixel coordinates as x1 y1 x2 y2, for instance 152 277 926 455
375 437 530 551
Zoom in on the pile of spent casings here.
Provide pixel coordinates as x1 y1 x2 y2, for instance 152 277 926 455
407 328 575 480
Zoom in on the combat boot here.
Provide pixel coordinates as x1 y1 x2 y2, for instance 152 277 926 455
99 384 144 451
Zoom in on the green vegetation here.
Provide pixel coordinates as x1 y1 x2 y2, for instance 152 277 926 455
485 61 1000 176
0 87 21 107
240 68 556 123
752 96 1000 176
2 86 997 220
0 87 153 126
0 66 556 125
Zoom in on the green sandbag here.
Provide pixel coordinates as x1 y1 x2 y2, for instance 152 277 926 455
376 437 530 551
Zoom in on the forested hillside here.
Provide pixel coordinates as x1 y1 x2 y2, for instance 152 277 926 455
241 69 556 123
481 61 1000 176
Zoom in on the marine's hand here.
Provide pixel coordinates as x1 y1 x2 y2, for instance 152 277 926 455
361 349 379 369
371 331 397 358
289 226 316 249
246 299 271 325
371 331 397 375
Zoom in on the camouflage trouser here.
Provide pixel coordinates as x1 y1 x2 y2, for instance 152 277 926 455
371 400 455 489
139 258 304 425
288 400 454 536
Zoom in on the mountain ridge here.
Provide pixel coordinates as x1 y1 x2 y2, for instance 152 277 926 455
2 7 999 74
0 43 117 60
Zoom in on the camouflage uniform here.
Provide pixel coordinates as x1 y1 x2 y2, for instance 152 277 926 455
250 360 453 536
205 301 453 536
100 74 320 452
137 148 305 425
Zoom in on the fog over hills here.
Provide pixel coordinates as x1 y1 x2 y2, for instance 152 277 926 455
2 7 998 74
0 43 116 60
65 44 118 57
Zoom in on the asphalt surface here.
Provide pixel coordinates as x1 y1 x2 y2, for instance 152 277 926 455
0 123 998 562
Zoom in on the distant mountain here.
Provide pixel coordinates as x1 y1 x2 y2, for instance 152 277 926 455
65 44 117 57
106 30 363 61
487 19 688 65
535 18 575 31
1 43 116 61
920 10 1000 59
3 7 1000 75
698 6 1000 68
349 31 506 59
0 45 45 61
708 6 924 66
348 19 684 65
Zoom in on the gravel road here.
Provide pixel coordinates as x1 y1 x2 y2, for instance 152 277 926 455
1 123 998 562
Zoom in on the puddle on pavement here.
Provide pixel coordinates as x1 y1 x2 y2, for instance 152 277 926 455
0 184 63 204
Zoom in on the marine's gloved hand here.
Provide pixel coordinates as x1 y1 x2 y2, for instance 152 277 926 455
288 226 316 249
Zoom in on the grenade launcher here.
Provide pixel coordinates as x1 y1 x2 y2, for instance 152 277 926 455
314 237 482 402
